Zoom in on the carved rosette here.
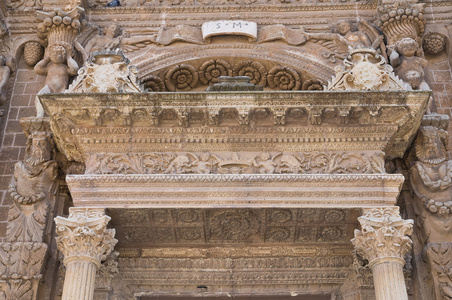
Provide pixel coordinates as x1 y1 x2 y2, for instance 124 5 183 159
55 208 117 266
375 3 426 45
328 48 407 91
142 75 166 92
233 60 267 86
165 64 199 91
302 79 324 91
267 66 301 90
352 207 413 265
199 59 232 84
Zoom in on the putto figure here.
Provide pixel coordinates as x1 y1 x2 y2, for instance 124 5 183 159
336 20 383 49
34 42 79 117
390 37 428 91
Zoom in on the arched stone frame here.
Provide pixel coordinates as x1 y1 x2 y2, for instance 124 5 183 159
131 41 337 92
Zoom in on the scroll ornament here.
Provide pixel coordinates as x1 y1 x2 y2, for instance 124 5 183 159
327 48 408 91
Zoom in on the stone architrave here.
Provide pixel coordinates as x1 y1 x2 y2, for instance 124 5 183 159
55 208 117 300
352 207 413 300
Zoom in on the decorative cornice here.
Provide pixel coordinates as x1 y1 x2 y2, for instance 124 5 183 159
40 90 430 161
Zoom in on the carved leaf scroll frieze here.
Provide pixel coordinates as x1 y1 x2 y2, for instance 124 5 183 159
84 151 385 175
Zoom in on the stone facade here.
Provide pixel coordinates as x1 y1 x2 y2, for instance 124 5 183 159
0 0 451 299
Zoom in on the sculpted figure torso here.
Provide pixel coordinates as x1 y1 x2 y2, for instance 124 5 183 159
0 56 11 106
390 37 428 90
34 43 79 117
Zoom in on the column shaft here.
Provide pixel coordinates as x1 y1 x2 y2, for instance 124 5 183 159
55 208 117 300
62 259 98 300
371 260 408 300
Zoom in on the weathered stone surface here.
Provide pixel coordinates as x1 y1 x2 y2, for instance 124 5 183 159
1 0 452 299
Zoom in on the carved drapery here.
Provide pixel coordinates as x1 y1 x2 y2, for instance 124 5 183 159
55 208 117 300
352 207 413 300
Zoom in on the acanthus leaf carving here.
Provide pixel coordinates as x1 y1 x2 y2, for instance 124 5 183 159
0 242 48 278
424 242 452 300
352 207 413 265
84 151 386 175
55 208 117 266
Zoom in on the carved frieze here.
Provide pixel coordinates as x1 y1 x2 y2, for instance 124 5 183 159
84 151 385 175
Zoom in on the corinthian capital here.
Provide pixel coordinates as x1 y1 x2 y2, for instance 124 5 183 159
55 208 117 266
352 207 413 266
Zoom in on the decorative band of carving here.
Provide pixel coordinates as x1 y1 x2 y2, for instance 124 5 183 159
84 151 385 175
66 173 405 184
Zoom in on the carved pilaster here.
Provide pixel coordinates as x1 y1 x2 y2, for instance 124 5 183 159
352 207 413 300
55 208 117 300
409 116 452 299
0 117 58 300
94 251 119 300
424 243 452 300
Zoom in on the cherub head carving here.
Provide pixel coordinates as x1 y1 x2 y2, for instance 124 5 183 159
49 43 67 64
337 20 352 35
396 37 420 57
415 126 448 164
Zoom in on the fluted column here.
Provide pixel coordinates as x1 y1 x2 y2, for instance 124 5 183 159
352 207 413 300
55 208 117 300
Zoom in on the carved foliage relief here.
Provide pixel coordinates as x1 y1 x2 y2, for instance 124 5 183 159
424 243 452 299
55 208 117 264
85 151 385 175
352 207 413 264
